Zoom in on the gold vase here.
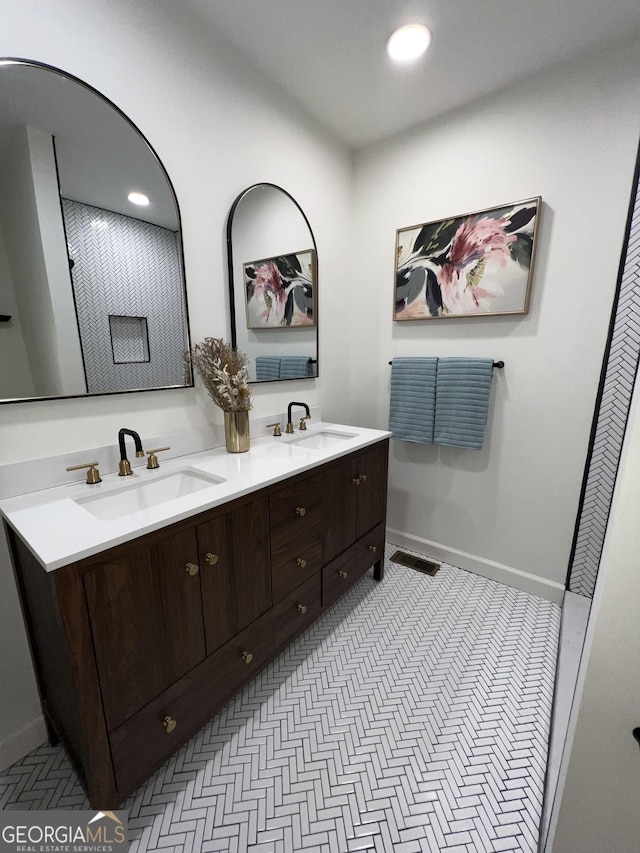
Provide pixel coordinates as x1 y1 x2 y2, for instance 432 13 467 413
224 410 250 453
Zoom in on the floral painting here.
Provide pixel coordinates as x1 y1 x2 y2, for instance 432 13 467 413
244 249 315 329
394 197 540 320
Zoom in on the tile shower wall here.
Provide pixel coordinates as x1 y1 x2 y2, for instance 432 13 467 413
63 199 186 393
568 143 640 598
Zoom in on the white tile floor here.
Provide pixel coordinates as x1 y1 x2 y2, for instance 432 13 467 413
0 544 561 852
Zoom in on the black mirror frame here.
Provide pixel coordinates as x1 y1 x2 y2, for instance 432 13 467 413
226 182 318 383
0 57 193 404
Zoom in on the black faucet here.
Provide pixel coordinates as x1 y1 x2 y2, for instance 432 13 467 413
286 402 311 433
118 428 144 476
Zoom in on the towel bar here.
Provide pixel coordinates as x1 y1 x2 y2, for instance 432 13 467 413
388 359 504 369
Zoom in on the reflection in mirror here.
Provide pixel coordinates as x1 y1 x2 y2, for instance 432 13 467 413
0 58 191 403
227 184 318 383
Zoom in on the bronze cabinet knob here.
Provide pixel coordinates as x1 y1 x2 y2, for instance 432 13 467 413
242 651 253 664
295 506 306 517
359 473 368 483
185 562 199 576
296 558 307 568
338 570 348 579
297 603 307 614
351 477 361 486
368 545 377 553
205 552 219 566
163 715 176 734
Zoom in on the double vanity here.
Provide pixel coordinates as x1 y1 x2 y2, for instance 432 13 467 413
1 422 390 808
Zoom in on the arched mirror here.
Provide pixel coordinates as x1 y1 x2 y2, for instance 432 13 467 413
227 183 318 382
0 58 191 403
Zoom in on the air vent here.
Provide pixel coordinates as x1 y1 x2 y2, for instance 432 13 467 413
390 550 440 576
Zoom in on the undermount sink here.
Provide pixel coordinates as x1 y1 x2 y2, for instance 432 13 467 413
75 470 225 521
287 429 357 450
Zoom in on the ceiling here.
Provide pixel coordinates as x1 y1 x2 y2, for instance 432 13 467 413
193 0 640 149
0 61 178 230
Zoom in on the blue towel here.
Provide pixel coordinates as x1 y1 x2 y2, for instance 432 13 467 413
255 356 281 381
434 358 494 450
280 356 311 379
389 357 438 444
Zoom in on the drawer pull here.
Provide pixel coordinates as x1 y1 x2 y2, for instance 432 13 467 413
296 558 307 568
205 552 219 566
359 473 368 483
163 715 177 734
338 570 348 579
368 545 377 553
185 562 199 576
297 603 308 615
242 651 254 664
295 506 306 517
351 477 361 486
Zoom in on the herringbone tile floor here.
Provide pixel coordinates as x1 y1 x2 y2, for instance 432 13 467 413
0 544 560 852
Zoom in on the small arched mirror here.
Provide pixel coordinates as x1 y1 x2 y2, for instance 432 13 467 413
227 183 318 382
0 58 191 403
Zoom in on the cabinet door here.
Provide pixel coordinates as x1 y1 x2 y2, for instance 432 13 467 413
269 474 322 603
84 527 206 731
199 497 271 655
322 457 357 564
197 514 233 654
354 442 388 540
322 442 389 563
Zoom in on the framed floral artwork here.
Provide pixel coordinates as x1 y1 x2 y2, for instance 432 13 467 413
243 249 316 329
394 197 541 320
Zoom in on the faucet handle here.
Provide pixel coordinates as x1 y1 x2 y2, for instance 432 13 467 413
299 415 311 431
146 446 170 469
266 422 282 437
66 462 102 484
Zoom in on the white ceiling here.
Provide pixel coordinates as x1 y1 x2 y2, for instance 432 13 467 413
0 61 178 230
196 0 640 149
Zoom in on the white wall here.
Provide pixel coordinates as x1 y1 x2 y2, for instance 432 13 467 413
0 125 66 397
0 229 35 398
27 126 85 396
0 0 353 767
352 38 640 598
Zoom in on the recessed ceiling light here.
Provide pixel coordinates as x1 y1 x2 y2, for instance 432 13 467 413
128 191 150 206
386 24 432 63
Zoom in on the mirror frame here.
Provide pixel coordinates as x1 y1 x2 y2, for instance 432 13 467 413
0 57 193 404
226 182 318 383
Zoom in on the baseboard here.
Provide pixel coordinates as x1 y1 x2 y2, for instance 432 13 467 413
0 715 48 772
386 527 565 605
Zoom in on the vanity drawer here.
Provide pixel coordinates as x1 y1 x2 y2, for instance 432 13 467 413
269 473 322 529
271 573 322 653
109 608 274 794
271 533 322 603
322 522 385 609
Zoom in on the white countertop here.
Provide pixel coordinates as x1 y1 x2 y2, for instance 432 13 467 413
0 422 390 572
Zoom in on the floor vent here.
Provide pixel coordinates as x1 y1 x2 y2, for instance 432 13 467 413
390 550 440 576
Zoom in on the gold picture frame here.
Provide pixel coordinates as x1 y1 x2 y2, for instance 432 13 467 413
394 197 541 320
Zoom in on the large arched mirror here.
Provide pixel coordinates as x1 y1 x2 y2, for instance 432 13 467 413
227 183 318 382
0 58 191 403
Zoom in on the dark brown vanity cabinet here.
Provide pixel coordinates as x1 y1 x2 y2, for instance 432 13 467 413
6 438 388 808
